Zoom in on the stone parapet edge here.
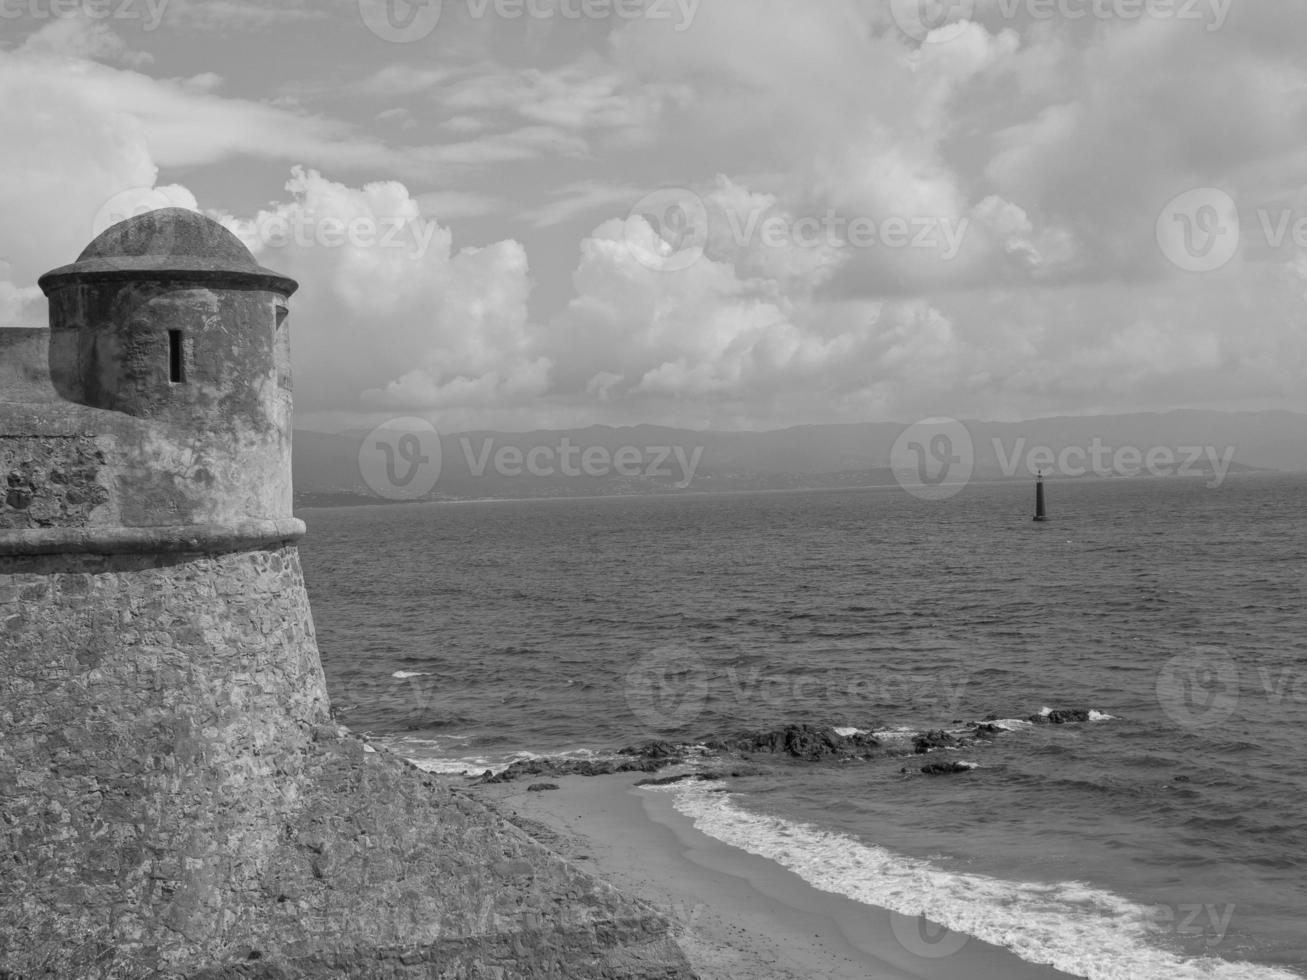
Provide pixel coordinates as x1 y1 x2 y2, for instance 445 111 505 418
0 518 306 556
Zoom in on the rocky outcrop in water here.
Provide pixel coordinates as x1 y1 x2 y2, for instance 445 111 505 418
700 724 883 761
1028 709 1093 725
913 729 961 753
480 710 1107 791
479 755 676 784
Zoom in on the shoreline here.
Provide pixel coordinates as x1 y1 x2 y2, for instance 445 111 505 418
465 773 1081 980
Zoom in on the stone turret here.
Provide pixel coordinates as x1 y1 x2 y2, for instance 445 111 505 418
33 207 297 529
0 209 691 979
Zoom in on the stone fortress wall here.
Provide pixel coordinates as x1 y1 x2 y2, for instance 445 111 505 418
0 209 693 979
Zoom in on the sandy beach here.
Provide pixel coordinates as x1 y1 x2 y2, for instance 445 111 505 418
466 773 1082 980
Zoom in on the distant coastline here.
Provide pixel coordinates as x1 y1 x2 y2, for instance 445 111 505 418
294 410 1306 507
295 463 1282 509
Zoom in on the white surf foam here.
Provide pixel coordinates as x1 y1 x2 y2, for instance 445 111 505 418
400 745 622 777
833 726 864 737
872 727 918 741
404 751 537 775
657 782 1299 980
406 757 491 775
987 718 1036 732
391 670 430 679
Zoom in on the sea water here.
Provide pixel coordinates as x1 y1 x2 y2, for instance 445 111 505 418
299 473 1307 978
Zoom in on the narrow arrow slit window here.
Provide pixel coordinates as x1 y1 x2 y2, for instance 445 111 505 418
169 330 186 383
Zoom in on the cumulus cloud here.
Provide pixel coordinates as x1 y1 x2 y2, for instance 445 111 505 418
216 168 548 428
3 0 1307 431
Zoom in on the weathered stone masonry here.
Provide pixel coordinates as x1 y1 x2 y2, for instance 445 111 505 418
0 209 693 979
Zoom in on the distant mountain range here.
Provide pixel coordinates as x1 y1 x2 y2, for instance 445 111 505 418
293 410 1307 506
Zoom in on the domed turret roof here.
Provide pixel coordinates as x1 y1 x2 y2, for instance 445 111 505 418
39 207 298 296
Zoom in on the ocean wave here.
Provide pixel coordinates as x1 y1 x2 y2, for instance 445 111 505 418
659 782 1301 980
871 727 919 741
401 745 625 777
987 717 1036 732
406 756 508 775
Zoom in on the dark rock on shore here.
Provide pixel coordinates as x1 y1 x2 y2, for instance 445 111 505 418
913 730 961 753
479 755 675 784
527 782 560 792
1028 708 1092 725
619 740 685 759
702 724 882 761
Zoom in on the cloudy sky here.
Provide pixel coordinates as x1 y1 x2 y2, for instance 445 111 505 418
1 0 1304 433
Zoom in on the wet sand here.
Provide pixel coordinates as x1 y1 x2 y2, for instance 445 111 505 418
467 773 1083 980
